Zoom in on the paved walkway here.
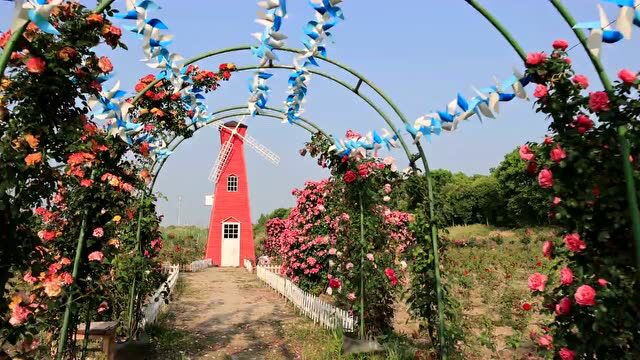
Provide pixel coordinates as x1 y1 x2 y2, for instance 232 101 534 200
162 267 303 359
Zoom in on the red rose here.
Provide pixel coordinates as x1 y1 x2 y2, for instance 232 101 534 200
572 74 589 89
538 168 553 189
564 57 572 65
563 233 586 252
522 303 531 311
384 268 398 286
549 145 566 163
343 170 357 184
134 82 146 92
328 278 341 289
533 84 548 98
526 161 538 175
552 39 569 50
574 114 594 134
0 30 12 49
526 52 547 66
559 267 573 286
588 91 610 112
542 240 553 258
574 285 596 306
141 74 156 83
25 57 46 74
519 144 534 161
97 56 113 73
170 92 181 101
527 272 547 292
559 348 576 360
223 70 231 80
555 297 572 316
618 68 637 84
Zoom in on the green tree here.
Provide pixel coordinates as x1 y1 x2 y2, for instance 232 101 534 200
491 148 548 226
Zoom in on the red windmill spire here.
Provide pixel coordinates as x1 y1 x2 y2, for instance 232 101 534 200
205 120 279 266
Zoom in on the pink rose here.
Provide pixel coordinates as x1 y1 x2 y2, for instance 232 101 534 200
550 145 566 163
543 136 553 145
572 74 589 89
345 262 354 270
97 301 109 314
60 272 73 285
9 304 31 326
92 227 104 238
347 293 356 302
88 251 104 262
528 272 548 292
26 57 46 74
542 241 553 258
306 257 317 266
574 114 594 134
574 284 596 306
80 179 93 187
97 56 113 73
538 168 553 189
537 334 553 349
23 271 38 284
597 278 609 286
559 348 576 360
588 91 610 113
366 253 374 261
552 197 562 206
618 69 637 84
552 39 569 51
533 84 548 98
383 183 392 194
526 52 547 66
328 248 337 255
563 233 586 252
519 144 534 161
555 296 572 316
560 267 573 286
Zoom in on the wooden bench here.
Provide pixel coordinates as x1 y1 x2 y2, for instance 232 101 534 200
75 321 117 360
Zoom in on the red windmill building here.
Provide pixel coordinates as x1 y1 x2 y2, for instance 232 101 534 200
205 119 280 266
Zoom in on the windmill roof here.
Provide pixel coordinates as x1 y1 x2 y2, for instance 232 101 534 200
224 121 248 129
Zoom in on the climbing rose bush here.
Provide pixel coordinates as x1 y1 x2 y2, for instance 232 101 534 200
520 41 640 358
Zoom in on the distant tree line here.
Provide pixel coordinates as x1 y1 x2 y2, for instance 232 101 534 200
256 147 550 230
398 147 549 227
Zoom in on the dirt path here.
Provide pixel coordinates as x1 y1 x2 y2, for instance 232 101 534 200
160 267 305 360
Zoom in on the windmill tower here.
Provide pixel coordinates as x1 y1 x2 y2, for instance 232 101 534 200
205 119 279 266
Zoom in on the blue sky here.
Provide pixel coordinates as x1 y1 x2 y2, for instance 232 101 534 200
2 1 638 226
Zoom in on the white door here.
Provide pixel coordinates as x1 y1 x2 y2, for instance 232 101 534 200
221 222 240 267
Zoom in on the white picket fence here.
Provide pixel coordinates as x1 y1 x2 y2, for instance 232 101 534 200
142 259 211 327
141 264 179 327
256 265 356 332
243 258 253 273
181 258 212 272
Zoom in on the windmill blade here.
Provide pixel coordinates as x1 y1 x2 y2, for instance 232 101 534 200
208 140 234 185
244 135 280 165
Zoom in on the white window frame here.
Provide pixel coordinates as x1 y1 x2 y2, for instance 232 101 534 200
227 175 238 192
221 222 240 240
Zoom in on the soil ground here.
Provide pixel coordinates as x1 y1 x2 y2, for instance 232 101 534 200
153 267 317 359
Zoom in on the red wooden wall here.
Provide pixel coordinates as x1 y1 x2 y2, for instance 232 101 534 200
205 122 255 266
